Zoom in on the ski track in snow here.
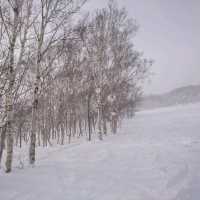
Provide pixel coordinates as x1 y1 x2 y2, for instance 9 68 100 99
1 103 200 200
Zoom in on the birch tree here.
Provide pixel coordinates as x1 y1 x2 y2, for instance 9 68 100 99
29 0 87 165
0 0 151 172
0 0 35 172
0 0 24 172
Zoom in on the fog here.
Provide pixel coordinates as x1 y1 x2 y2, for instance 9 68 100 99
84 0 200 94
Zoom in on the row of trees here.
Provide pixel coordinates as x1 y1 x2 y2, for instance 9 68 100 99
0 0 151 173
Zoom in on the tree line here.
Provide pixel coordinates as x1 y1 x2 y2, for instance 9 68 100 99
0 0 151 173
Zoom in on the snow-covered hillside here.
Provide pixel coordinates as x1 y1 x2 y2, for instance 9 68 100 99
1 103 200 200
139 85 200 110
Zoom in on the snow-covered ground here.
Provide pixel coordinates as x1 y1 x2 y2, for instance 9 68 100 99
1 103 200 200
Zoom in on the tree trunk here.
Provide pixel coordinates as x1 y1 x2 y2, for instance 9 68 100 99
29 76 39 165
111 114 118 134
61 123 65 145
0 126 6 168
5 77 15 173
103 118 107 135
97 105 103 140
5 39 17 172
78 118 83 137
19 124 22 148
87 94 92 141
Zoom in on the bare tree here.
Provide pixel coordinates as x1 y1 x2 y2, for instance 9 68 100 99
0 0 24 172
0 0 35 172
29 0 87 165
0 0 151 173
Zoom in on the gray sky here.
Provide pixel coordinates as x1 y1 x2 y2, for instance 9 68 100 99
84 0 200 94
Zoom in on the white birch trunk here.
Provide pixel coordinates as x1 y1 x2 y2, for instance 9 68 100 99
5 5 19 172
29 75 39 165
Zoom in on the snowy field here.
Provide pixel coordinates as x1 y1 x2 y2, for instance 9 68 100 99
1 103 200 200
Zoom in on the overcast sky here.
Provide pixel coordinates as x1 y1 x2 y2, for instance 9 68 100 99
84 0 200 94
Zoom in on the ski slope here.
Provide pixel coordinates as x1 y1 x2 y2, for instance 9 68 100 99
1 103 200 200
